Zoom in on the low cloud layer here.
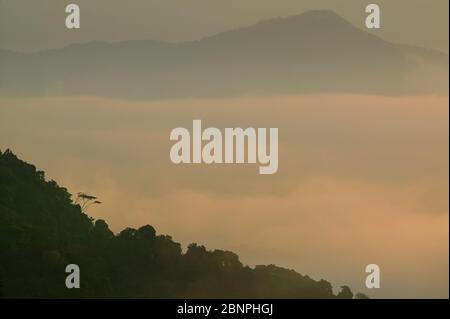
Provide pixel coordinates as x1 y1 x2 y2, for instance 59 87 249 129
0 94 448 297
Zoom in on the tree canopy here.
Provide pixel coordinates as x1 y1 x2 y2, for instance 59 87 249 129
0 149 357 298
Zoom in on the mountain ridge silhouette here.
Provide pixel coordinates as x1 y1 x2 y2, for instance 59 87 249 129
0 149 365 298
0 10 447 98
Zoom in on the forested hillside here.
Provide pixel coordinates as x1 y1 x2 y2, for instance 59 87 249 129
0 149 357 298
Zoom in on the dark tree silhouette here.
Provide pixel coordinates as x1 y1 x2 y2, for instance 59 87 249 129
355 292 370 299
74 192 101 212
0 149 356 298
337 286 354 299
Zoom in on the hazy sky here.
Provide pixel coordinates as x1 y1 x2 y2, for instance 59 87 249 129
0 0 448 52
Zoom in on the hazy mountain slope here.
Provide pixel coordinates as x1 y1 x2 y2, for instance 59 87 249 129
0 10 447 98
0 149 358 298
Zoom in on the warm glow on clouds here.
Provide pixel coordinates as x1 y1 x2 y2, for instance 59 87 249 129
0 94 448 297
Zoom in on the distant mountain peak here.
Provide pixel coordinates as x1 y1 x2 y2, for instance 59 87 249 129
0 9 447 98
196 9 359 47
298 9 343 18
254 9 354 29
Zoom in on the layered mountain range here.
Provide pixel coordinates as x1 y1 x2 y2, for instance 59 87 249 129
0 10 448 98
